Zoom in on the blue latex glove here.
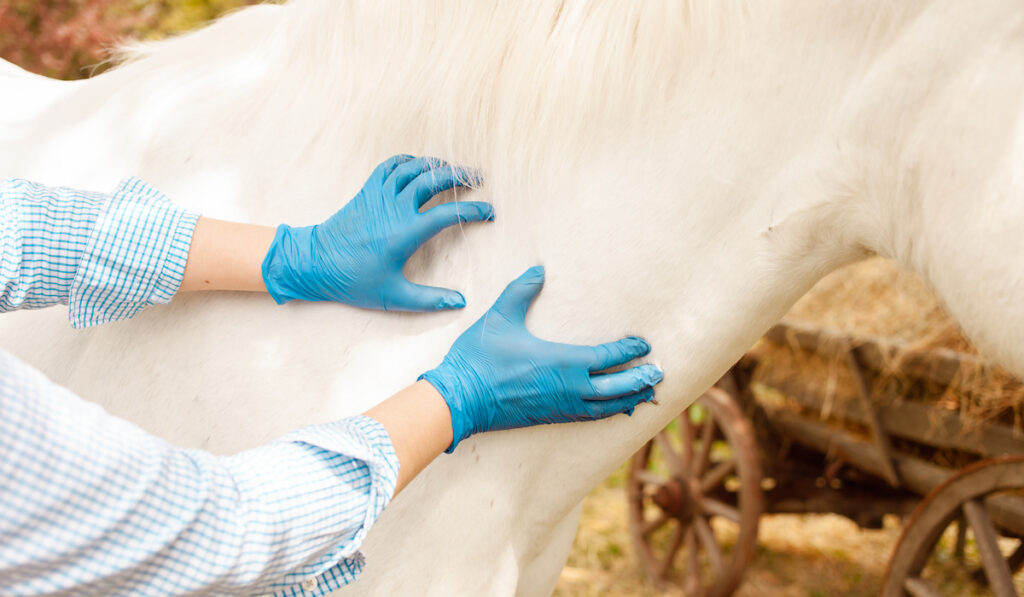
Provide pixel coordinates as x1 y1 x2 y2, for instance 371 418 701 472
420 266 664 452
262 155 493 311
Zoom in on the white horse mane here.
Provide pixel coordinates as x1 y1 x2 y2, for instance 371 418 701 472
109 1 759 205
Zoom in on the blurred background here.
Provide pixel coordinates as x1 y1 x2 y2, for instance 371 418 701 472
0 0 258 79
7 3 1023 596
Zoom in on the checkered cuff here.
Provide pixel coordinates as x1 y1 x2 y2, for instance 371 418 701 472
69 178 199 328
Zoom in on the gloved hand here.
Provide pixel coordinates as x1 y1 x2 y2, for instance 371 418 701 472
262 155 493 311
420 266 664 452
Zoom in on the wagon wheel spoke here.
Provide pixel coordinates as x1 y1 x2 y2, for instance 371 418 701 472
683 526 700 595
694 416 717 478
903 577 944 597
635 469 666 487
655 430 687 477
659 520 687 579
701 497 741 523
962 500 1017 597
680 412 696 470
701 459 736 493
954 517 967 563
642 511 672 538
693 515 723 575
972 538 1024 584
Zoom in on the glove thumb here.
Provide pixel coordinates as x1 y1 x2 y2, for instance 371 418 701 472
392 279 467 311
491 266 545 323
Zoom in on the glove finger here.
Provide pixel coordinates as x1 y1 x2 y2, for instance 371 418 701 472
372 154 415 182
407 165 474 209
384 156 443 197
585 389 655 419
491 266 545 323
588 364 664 399
582 336 651 372
415 201 495 244
390 280 467 311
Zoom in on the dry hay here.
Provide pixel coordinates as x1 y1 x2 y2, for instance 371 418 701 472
785 257 970 352
756 257 1024 431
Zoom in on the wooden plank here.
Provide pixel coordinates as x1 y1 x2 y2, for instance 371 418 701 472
764 320 989 386
847 349 901 487
768 377 1024 458
766 408 1024 536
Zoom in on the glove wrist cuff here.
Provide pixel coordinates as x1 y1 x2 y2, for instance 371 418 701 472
262 224 300 304
419 368 474 453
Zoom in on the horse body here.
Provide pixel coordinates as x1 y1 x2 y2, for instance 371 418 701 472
1 1 1023 594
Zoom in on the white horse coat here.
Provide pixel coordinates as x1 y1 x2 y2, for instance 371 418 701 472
1 1 1023 594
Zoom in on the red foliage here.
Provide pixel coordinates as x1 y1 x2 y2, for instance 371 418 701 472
0 0 156 80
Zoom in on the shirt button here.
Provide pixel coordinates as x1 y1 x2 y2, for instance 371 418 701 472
302 578 318 591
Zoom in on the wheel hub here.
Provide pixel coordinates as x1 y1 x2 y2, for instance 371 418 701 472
653 478 697 522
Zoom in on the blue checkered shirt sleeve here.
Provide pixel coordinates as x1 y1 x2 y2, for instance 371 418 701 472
0 177 199 327
0 349 400 596
0 178 402 594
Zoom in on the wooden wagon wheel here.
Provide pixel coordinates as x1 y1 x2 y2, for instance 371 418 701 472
882 456 1024 597
627 387 763 596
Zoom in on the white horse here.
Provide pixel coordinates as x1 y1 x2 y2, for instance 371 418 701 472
2 1 1023 594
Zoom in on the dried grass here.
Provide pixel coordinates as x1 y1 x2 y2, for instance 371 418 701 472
785 257 971 351
761 257 1024 428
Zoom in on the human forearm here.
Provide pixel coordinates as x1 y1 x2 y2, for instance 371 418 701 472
2 155 491 326
179 217 276 292
364 380 453 495
184 156 492 310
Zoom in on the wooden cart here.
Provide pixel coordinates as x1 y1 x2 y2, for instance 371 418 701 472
627 320 1024 597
